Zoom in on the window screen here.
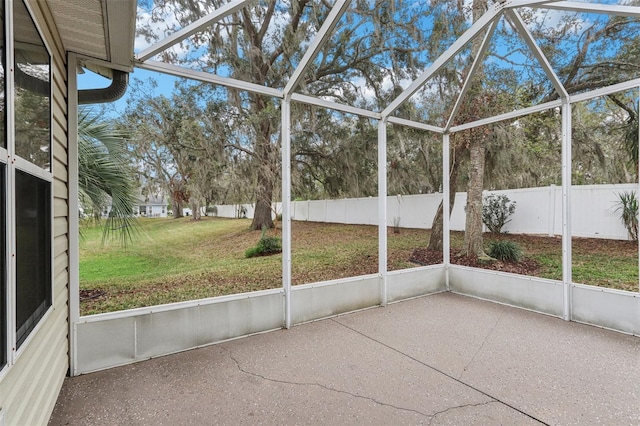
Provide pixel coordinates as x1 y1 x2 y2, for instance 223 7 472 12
15 170 51 348
13 0 50 170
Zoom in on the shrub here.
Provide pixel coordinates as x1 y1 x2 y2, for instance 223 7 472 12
245 228 282 258
482 194 516 233
488 240 522 262
615 191 638 241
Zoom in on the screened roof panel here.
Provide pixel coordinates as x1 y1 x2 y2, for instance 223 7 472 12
525 5 640 97
442 13 562 124
298 0 454 112
136 0 327 88
396 56 469 128
133 0 640 131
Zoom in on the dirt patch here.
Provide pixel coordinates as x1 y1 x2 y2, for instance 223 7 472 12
409 248 541 276
79 289 106 301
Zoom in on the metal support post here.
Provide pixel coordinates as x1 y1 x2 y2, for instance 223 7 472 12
68 52 80 375
282 96 292 328
378 118 388 306
443 134 451 290
561 100 572 321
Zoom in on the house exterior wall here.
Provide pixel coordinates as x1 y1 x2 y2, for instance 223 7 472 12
0 1 69 424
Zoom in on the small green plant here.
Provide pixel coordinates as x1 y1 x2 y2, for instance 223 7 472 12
615 191 638 241
488 240 522 262
245 227 282 258
482 194 516 233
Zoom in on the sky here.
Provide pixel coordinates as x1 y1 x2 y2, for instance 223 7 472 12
78 67 179 117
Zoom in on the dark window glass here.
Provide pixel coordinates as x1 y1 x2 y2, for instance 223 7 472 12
0 165 5 367
15 170 51 348
13 0 50 170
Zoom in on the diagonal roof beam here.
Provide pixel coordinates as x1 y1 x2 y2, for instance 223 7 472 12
449 98 563 133
505 9 568 99
291 93 381 119
284 0 351 95
501 0 564 7
387 116 444 134
138 60 284 98
381 4 503 118
537 2 640 18
135 0 252 62
444 20 498 132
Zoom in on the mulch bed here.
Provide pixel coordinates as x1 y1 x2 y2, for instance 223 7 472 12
409 248 541 275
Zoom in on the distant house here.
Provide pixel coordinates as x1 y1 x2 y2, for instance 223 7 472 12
133 194 168 218
100 194 168 218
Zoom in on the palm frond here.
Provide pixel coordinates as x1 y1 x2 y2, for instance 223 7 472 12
78 109 139 246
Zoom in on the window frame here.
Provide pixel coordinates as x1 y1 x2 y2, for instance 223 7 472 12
1 0 54 374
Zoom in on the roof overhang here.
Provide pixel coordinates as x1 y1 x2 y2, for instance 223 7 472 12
44 0 136 76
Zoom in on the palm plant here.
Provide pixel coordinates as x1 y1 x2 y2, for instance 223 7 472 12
78 109 138 246
615 191 638 242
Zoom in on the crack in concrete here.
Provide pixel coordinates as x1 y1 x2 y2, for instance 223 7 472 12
459 312 504 380
427 400 497 426
222 347 431 419
331 318 549 425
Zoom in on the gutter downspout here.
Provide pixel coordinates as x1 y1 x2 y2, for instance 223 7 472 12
16 64 129 105
78 69 129 105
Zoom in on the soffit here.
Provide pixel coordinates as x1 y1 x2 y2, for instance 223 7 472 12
45 0 136 72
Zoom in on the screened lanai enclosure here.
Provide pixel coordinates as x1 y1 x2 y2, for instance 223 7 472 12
71 0 640 374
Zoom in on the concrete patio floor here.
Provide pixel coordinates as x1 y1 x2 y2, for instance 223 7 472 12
50 292 640 425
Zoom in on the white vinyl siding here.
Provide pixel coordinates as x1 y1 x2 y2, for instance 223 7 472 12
0 0 69 424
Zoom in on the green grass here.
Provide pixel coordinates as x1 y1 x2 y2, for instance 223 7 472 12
80 218 639 315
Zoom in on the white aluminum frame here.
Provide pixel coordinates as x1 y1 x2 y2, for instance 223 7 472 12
281 95 292 329
3 0 15 377
69 2 640 373
444 20 498 132
135 0 253 62
127 0 640 315
561 100 572 320
378 118 388 305
5 0 56 365
539 1 640 18
442 133 451 290
68 52 80 375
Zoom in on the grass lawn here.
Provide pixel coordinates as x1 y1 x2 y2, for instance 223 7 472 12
80 217 639 315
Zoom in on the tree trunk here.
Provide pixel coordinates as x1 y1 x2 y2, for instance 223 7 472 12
460 0 490 259
427 144 462 251
250 139 275 230
249 95 276 231
190 198 201 220
251 173 274 230
171 198 183 218
462 136 488 257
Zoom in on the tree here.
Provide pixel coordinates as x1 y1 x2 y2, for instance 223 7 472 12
138 0 434 230
78 110 139 246
124 80 198 219
426 0 640 256
425 0 491 256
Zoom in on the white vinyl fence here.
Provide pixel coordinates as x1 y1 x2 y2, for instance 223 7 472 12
214 183 638 240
